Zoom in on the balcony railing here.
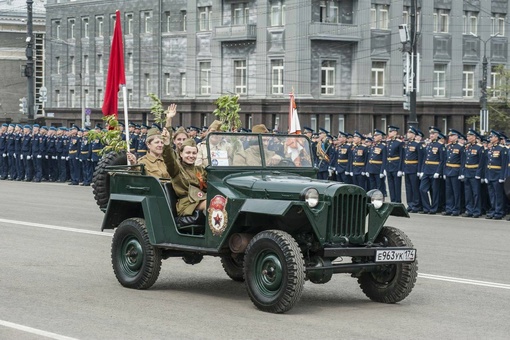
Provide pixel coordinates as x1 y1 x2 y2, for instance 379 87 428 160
308 22 361 41
213 24 257 41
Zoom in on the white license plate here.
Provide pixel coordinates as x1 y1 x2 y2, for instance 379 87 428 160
375 249 416 262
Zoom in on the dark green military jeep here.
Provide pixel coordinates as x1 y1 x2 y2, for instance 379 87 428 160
100 133 417 313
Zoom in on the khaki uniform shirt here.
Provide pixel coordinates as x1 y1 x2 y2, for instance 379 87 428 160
138 153 170 179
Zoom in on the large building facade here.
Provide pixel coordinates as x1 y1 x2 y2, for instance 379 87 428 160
0 0 46 124
43 0 510 134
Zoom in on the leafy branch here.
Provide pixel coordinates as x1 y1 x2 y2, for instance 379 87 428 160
148 93 166 126
87 115 127 155
213 94 242 132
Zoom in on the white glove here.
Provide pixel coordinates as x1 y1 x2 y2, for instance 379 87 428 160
45 155 48 159
328 168 334 177
458 175 465 180
484 178 488 184
27 155 32 160
2 153 6 157
37 155 42 159
383 170 387 177
79 159 83 162
379 173 385 178
361 172 365 176
475 176 480 180
433 173 439 179
499 179 505 183
418 173 423 179
397 171 403 177
66 157 69 161
349 172 353 176
20 154 24 160
13 154 16 159
365 172 370 178
61 156 65 160
443 175 446 179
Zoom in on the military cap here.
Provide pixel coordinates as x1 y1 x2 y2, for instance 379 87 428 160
365 136 374 142
24 124 31 129
319 128 329 135
466 129 481 139
146 128 161 139
95 123 102 130
429 126 441 134
85 127 91 131
353 130 364 139
302 126 314 133
408 127 418 135
202 126 208 131
338 131 348 137
119 122 125 127
489 130 501 138
347 133 353 138
151 123 161 131
1 123 7 127
9 123 15 127
58 126 66 131
387 125 400 132
312 132 319 138
239 128 251 133
188 126 201 132
499 131 508 139
135 124 141 129
327 134 334 140
71 125 79 131
438 132 446 140
374 129 386 136
252 124 269 133
16 124 22 128
448 129 462 137
49 127 57 131
416 129 424 138
33 123 40 128
140 124 149 129
41 126 48 131
128 121 135 127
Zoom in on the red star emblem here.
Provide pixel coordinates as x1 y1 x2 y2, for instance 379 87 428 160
214 213 222 226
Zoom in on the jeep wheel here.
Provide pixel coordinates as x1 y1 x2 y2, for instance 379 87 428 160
92 150 127 211
244 230 305 313
111 218 162 289
220 254 245 282
358 226 418 303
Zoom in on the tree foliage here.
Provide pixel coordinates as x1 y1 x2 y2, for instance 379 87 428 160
148 93 166 126
213 94 242 132
87 115 127 155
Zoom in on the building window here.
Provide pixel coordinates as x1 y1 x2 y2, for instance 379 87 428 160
433 64 447 97
234 60 247 95
271 59 284 94
82 18 89 38
69 19 75 39
181 11 187 31
110 14 116 35
96 89 103 107
338 115 345 133
144 11 152 33
233 3 249 25
70 89 75 107
55 90 60 107
199 6 212 31
320 0 339 24
463 11 478 35
127 53 133 72
324 115 331 132
270 1 286 27
462 65 475 98
180 73 186 96
165 73 171 95
370 4 389 30
311 115 318 132
371 62 385 96
199 61 211 95
70 56 75 74
97 54 103 73
433 9 449 33
126 13 133 35
145 73 151 95
55 21 61 39
127 89 133 108
84 55 89 74
492 14 505 36
84 89 89 108
321 60 336 95
165 11 171 33
96 16 103 37
56 57 60 74
490 65 502 98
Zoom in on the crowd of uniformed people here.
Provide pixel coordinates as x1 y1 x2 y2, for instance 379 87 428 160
307 125 508 220
2 119 508 220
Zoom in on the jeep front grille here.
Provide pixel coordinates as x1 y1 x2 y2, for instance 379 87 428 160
330 192 367 243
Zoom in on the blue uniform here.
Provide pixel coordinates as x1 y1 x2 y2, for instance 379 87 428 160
0 131 7 179
349 143 368 190
68 135 80 185
366 141 387 196
333 143 351 183
485 143 507 219
386 138 404 203
21 132 33 181
14 132 23 180
403 139 422 212
136 133 148 158
316 139 334 180
46 134 58 181
443 142 463 215
31 131 43 181
79 136 92 185
462 142 484 217
7 132 16 180
56 134 69 182
419 140 445 214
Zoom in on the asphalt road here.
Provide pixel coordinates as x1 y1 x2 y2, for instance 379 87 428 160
1 180 509 340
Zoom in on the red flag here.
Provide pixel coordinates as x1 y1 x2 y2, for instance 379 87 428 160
102 10 125 117
288 92 301 134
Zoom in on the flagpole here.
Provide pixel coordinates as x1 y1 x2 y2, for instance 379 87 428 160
122 85 130 165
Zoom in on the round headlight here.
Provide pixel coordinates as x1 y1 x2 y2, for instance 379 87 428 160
366 189 384 209
303 188 319 208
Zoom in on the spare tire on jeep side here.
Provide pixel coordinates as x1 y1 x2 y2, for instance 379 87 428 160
92 151 127 211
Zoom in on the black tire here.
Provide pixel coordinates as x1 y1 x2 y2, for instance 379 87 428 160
220 253 245 282
358 226 418 303
92 151 127 210
244 230 305 313
111 218 162 289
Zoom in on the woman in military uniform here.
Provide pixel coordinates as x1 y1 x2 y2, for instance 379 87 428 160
163 104 208 219
127 128 170 179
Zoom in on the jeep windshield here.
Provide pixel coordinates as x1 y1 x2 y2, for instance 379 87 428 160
206 132 313 168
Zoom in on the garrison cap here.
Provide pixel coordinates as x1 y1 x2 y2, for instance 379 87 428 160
23 124 31 129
